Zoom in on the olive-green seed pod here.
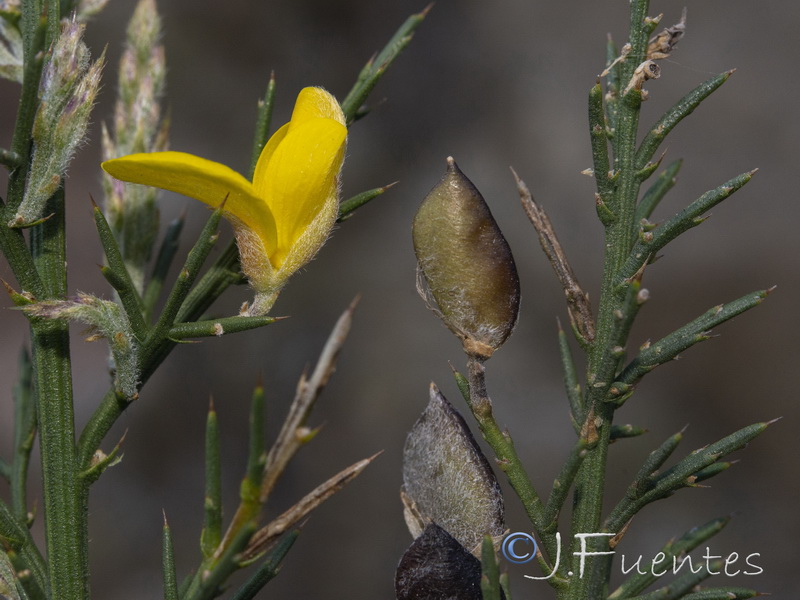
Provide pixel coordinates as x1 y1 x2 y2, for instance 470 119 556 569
413 157 520 359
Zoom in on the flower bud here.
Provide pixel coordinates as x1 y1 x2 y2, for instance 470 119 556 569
101 0 167 291
413 157 520 359
38 19 90 108
76 0 112 20
10 18 104 227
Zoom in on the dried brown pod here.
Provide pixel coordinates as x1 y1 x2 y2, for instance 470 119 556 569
395 523 506 600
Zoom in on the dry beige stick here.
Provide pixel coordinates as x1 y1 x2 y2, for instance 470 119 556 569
512 168 596 345
600 42 631 78
242 453 379 561
214 298 358 559
259 297 358 503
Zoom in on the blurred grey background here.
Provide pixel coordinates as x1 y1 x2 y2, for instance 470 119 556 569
1 0 798 598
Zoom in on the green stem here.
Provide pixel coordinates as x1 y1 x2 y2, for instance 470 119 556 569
588 82 612 205
480 535 502 600
337 183 397 221
635 71 732 171
543 439 588 532
558 321 583 434
93 203 147 336
464 359 563 584
183 523 257 600
2 9 85 596
46 0 60 49
5 11 44 221
77 388 128 469
566 2 651 598
31 321 86 599
617 170 756 285
29 189 89 598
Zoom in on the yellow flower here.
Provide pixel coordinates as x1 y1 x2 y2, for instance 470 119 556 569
102 86 347 315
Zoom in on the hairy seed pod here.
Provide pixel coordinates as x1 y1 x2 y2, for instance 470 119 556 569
413 157 520 359
401 384 504 553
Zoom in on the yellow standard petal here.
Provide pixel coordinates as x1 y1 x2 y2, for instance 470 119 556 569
102 151 278 255
288 86 347 129
251 87 345 187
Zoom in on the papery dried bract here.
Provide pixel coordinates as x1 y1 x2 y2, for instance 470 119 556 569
647 8 687 60
401 383 504 553
413 157 520 359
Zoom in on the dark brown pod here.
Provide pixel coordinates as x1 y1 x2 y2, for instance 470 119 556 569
413 157 520 359
395 523 500 600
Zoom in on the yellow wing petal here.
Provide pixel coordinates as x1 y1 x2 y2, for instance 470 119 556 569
102 151 277 255
254 118 347 267
251 122 289 195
